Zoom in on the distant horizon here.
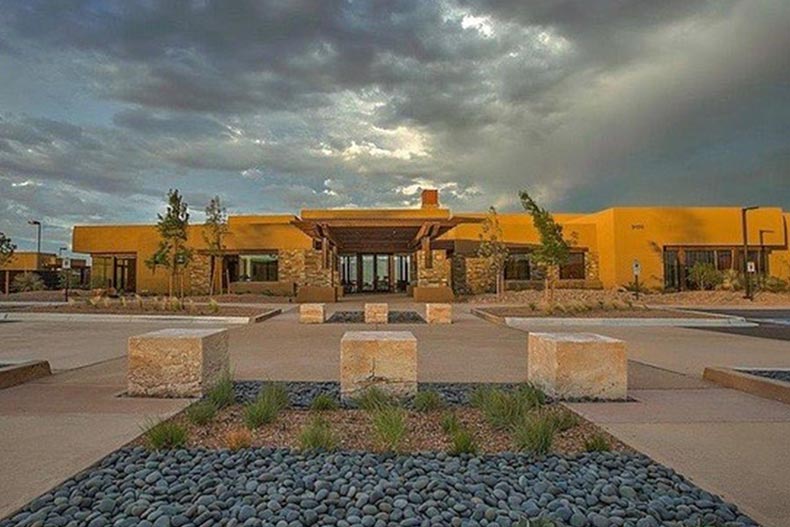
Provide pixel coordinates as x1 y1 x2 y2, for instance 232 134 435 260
1 1 788 254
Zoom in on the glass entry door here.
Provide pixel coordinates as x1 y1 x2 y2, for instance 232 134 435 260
359 254 392 292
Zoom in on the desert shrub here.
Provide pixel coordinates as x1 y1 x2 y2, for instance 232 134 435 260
448 428 478 456
761 276 788 293
440 412 461 435
186 400 217 425
207 374 235 409
720 269 743 291
413 390 444 412
688 262 723 290
371 406 407 451
208 298 220 313
310 393 339 412
354 386 394 412
244 397 280 429
528 302 537 311
142 419 188 450
584 432 612 452
622 280 650 295
298 416 337 451
225 428 252 450
512 414 555 455
11 272 44 292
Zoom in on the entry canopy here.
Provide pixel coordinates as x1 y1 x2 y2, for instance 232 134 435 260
294 209 469 253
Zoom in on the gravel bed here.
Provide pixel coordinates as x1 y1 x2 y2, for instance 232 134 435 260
232 381 524 407
326 311 426 324
0 448 755 527
740 369 790 383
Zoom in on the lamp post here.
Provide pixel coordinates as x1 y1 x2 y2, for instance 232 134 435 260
27 220 42 269
59 246 69 301
741 206 758 300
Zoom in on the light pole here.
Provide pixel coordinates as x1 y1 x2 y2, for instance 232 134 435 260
741 206 758 300
59 247 69 301
27 220 42 269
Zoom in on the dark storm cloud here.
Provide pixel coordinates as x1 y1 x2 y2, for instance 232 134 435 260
0 0 788 252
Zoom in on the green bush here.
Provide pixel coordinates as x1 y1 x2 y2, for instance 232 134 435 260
440 412 461 435
762 276 788 293
512 414 555 455
207 374 235 409
354 386 394 412
244 397 280 429
186 400 217 425
448 428 478 456
688 262 723 290
310 393 339 412
413 390 444 412
298 416 337 451
584 432 611 452
259 383 290 411
472 385 544 430
142 419 188 450
11 272 44 292
721 269 743 291
371 406 407 451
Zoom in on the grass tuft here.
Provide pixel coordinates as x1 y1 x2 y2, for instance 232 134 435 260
309 393 339 412
207 373 235 409
584 432 611 452
413 390 445 412
354 386 395 412
471 385 544 430
298 416 337 451
259 382 290 410
512 414 555 455
224 428 252 451
186 400 217 425
440 412 461 435
371 406 407 451
548 409 579 433
448 427 478 456
142 419 188 450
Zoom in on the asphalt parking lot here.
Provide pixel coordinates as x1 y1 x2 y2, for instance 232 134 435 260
691 309 790 341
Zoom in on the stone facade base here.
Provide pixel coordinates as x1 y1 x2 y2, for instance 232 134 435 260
413 286 454 302
128 328 229 398
527 332 627 400
365 303 388 324
425 303 452 324
300 303 326 324
296 286 337 303
340 331 417 399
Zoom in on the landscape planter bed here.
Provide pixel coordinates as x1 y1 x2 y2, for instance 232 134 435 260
704 367 790 405
476 306 714 320
326 311 426 324
12 304 274 318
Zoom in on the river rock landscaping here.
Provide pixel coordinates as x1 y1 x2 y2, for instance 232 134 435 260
327 311 426 324
739 369 790 383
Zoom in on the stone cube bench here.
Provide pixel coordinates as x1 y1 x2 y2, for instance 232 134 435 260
299 303 326 324
426 303 452 324
128 328 229 398
364 303 388 324
527 332 627 400
340 331 417 399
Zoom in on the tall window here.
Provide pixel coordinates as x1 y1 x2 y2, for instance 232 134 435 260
240 254 278 282
559 252 585 280
504 253 530 280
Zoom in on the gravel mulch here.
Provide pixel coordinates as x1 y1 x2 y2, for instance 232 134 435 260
0 448 756 527
326 311 426 324
740 369 790 383
15 303 272 318
478 306 713 319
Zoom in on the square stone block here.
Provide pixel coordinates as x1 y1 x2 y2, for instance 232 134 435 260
300 303 326 324
425 303 452 324
128 328 229 398
364 303 388 324
527 332 627 400
340 331 417 399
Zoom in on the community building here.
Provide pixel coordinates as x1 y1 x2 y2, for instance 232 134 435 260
1 252 89 294
71 190 790 300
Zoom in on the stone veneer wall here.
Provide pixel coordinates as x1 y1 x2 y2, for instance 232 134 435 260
188 254 212 296
452 255 495 295
416 249 451 288
279 248 334 289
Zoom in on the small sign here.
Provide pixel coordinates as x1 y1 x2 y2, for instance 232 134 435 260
61 257 71 270
632 259 641 276
747 261 756 273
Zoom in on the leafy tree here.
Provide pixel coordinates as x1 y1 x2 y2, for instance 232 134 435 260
203 196 229 296
519 190 570 303
477 206 509 298
0 232 16 268
146 189 192 297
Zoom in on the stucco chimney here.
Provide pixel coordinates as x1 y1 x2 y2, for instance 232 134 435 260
421 189 439 209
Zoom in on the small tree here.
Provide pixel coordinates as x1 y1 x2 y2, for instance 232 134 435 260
519 190 570 303
146 189 192 297
203 196 229 296
0 232 16 268
477 206 509 298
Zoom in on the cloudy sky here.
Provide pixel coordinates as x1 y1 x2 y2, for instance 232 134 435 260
1 0 789 253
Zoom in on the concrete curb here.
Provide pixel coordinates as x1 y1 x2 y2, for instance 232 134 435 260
0 360 52 389
503 316 756 328
0 309 281 325
703 367 790 405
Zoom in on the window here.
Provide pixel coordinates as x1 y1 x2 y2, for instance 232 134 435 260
685 250 715 267
504 253 530 280
716 250 733 271
240 254 278 282
559 252 585 280
663 250 680 290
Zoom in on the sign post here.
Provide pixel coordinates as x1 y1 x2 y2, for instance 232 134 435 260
746 261 756 301
632 259 641 300
62 257 71 302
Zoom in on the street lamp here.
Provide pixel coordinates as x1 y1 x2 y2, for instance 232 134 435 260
27 220 42 269
741 206 758 300
59 247 69 302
